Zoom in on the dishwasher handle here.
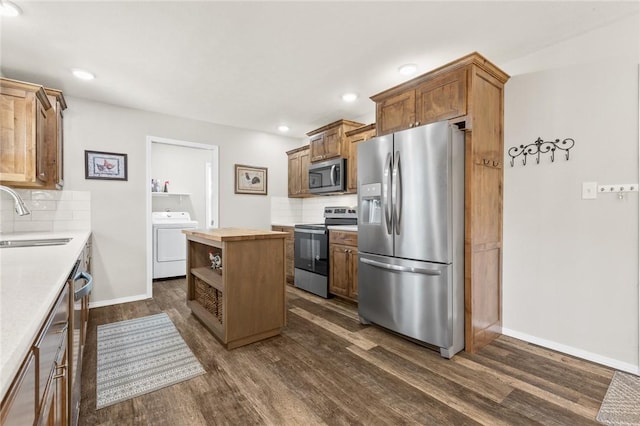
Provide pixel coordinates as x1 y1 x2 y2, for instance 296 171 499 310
74 271 93 300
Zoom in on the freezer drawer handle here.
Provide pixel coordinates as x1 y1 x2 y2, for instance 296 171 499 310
74 271 93 300
360 258 442 276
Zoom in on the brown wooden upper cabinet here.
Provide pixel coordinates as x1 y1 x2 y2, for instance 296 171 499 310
345 123 376 194
286 145 310 198
306 119 364 163
370 52 509 354
44 87 67 189
373 68 467 136
0 78 67 189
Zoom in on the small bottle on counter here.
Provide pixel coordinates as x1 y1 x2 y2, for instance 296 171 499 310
163 181 169 192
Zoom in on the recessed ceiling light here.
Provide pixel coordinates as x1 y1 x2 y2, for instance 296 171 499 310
72 69 95 81
398 64 418 76
341 93 358 102
277 124 290 133
0 1 21 17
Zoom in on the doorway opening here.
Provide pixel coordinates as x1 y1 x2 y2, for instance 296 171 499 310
146 136 219 298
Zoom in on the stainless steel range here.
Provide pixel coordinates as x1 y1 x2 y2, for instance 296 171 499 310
294 206 357 298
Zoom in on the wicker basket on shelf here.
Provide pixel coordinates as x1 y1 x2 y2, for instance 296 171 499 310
194 276 223 325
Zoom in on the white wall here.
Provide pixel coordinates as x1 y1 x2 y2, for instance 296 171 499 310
270 194 358 225
501 14 639 372
151 142 209 225
63 97 301 305
0 189 91 233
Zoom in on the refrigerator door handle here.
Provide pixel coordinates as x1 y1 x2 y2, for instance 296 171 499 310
383 152 393 234
392 151 402 235
360 258 442 276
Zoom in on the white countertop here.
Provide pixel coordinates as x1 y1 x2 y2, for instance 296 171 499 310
328 225 358 232
0 230 91 398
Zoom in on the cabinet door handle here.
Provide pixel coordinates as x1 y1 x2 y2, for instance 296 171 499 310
54 323 69 334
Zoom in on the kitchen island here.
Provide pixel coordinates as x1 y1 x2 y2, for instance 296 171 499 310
183 228 287 349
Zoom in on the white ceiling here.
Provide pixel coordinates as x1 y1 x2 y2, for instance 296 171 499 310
1 1 638 138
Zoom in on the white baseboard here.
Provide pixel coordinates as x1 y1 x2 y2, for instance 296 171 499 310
501 328 639 375
89 293 150 309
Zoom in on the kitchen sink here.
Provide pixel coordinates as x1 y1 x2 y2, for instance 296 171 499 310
0 237 72 248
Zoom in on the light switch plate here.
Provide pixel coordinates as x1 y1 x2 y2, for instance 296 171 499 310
582 182 597 199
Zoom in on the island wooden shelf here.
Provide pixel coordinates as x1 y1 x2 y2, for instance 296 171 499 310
183 228 287 349
191 266 223 291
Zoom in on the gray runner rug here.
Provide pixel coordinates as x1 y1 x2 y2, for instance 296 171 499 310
597 371 640 425
96 313 205 409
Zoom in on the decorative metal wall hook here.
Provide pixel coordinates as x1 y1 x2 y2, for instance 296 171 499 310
508 137 575 167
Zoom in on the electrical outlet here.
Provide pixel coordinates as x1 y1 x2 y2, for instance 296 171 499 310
582 182 597 199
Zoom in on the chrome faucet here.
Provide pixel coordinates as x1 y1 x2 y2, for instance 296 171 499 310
0 185 31 216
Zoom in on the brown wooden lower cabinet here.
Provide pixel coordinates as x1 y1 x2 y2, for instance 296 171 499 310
329 230 358 301
1 284 69 426
271 225 294 284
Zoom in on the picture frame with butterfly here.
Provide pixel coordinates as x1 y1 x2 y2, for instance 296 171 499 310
234 164 267 195
85 150 128 181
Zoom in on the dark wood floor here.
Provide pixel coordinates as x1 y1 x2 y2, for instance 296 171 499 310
79 278 613 425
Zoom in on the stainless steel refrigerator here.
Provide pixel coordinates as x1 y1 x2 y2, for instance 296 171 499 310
357 120 465 358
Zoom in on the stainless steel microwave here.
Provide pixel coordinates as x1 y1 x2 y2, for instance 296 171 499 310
308 157 346 194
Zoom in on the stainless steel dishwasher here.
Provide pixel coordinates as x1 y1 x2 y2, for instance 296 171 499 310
69 240 93 426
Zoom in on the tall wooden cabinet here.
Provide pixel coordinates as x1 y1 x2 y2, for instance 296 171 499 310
345 123 376 193
371 52 509 353
0 78 66 189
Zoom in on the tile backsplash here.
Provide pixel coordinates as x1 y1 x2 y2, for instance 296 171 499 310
0 189 91 233
271 194 357 225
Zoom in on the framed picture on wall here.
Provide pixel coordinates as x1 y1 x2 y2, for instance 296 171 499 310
85 150 128 181
234 164 267 195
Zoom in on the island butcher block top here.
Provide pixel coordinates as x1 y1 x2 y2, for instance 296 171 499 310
183 228 287 242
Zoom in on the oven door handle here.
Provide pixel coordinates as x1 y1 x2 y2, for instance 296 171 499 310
295 229 326 235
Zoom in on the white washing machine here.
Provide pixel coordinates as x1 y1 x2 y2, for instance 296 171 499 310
152 211 199 279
